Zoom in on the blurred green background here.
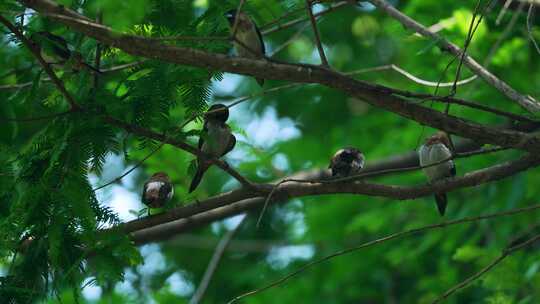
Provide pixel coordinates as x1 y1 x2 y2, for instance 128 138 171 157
1 0 540 303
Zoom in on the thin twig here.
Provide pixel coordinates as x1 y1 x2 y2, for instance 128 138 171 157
229 204 540 304
254 147 507 228
368 0 540 113
189 216 247 304
0 61 147 91
93 11 103 89
527 4 540 55
463 2 526 100
262 1 350 35
154 35 228 42
0 15 81 110
0 111 73 122
104 116 256 190
294 146 505 185
496 0 515 24
386 64 478 87
305 0 329 66
270 22 311 57
260 5 306 30
92 143 164 191
450 0 486 97
231 0 247 39
432 232 540 303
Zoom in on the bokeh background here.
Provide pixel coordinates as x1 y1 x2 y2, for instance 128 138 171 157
1 0 540 303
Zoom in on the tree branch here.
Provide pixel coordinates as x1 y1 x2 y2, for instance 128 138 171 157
229 203 540 304
128 154 540 245
368 0 540 113
305 0 329 66
0 14 80 110
189 216 246 304
432 233 540 303
15 1 540 153
103 115 256 190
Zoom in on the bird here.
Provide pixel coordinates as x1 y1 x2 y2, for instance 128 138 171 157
142 172 174 209
418 131 456 216
329 147 365 177
224 9 266 86
189 104 236 193
31 31 101 74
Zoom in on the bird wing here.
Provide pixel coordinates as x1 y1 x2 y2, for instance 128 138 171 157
159 182 172 202
418 145 429 167
254 23 266 55
141 181 149 204
198 121 208 151
221 131 236 157
450 161 457 176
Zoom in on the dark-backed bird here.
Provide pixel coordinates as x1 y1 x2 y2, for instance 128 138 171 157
31 31 101 74
418 131 456 216
225 9 265 86
189 104 236 193
142 172 174 209
329 147 365 177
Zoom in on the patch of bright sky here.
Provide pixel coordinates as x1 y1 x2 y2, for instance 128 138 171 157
279 199 307 239
272 153 290 172
81 279 102 302
115 269 137 296
90 154 141 223
166 272 195 296
137 244 167 276
266 245 314 270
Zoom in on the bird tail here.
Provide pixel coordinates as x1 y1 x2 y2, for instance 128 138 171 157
434 193 447 216
189 162 209 193
256 78 264 86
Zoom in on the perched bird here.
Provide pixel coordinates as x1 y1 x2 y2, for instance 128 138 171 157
418 131 456 216
142 172 174 209
329 147 365 177
31 31 101 74
189 104 236 193
225 9 265 86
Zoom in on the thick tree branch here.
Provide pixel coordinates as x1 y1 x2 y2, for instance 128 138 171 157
128 154 540 245
16 0 540 153
116 131 536 237
368 0 540 113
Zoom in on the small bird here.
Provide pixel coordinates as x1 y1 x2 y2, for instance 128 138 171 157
329 147 365 177
189 104 236 193
225 9 265 86
418 131 456 216
142 172 174 209
31 31 101 74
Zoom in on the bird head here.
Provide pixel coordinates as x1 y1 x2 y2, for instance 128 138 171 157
204 104 229 123
425 131 453 150
225 9 237 24
335 147 362 163
224 9 251 26
151 171 170 181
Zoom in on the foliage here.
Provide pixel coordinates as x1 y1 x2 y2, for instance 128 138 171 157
0 0 540 303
